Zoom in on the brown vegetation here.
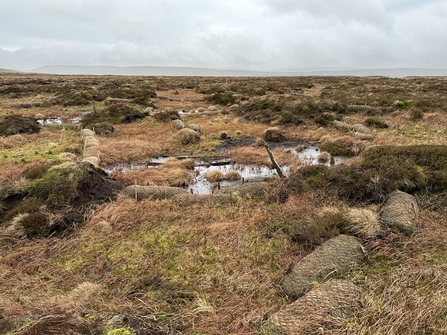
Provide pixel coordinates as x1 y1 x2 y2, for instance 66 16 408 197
1 73 447 334
227 146 299 167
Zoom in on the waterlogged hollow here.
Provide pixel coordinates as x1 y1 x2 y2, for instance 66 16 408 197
105 143 347 194
37 110 93 125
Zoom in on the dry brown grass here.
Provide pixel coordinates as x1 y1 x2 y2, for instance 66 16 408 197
0 192 316 334
227 147 271 165
344 211 447 334
205 169 225 182
112 158 192 187
98 121 180 165
197 114 268 139
317 151 331 163
0 134 28 149
0 163 28 183
225 171 242 181
320 134 353 146
345 208 380 239
227 146 299 167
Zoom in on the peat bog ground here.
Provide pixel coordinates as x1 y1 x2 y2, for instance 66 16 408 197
1 73 447 334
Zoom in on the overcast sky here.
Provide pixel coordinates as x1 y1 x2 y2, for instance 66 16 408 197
0 0 446 71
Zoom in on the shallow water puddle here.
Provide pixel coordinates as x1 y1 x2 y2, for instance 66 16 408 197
277 144 346 166
37 117 63 125
105 143 346 194
188 163 290 194
37 110 93 125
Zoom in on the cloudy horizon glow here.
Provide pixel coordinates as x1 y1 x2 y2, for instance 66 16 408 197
0 0 446 71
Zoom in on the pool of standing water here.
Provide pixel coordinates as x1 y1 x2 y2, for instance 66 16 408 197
104 143 346 194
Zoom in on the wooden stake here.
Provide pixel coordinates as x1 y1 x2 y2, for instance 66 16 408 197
263 141 285 178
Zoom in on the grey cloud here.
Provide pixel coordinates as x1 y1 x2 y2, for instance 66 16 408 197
198 31 268 69
35 0 154 44
259 0 393 30
383 0 443 13
1 0 447 72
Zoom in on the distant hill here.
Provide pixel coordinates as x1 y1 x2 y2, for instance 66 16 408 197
27 65 447 78
32 65 270 77
0 68 21 74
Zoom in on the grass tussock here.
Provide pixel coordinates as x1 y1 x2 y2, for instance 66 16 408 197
345 208 381 239
225 171 242 181
205 169 225 182
174 128 201 145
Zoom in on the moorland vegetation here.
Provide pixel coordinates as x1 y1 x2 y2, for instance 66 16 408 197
1 74 447 334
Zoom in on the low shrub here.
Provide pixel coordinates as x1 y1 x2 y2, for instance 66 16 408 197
83 122 114 135
278 111 304 125
152 110 181 123
279 145 447 204
0 114 41 136
18 211 50 237
363 117 389 129
205 93 235 106
320 141 355 157
313 113 336 127
393 99 416 110
82 104 146 132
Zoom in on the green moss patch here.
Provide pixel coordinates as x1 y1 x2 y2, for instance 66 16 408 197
25 161 123 208
25 161 87 207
